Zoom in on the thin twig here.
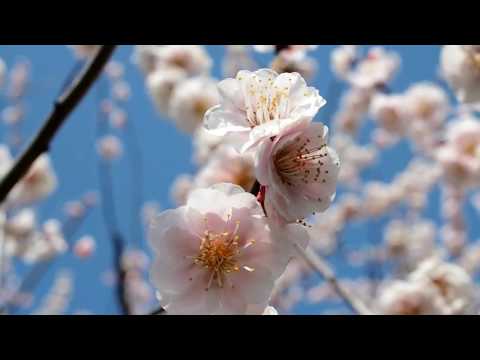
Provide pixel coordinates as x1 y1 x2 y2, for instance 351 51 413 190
0 45 116 204
294 243 374 315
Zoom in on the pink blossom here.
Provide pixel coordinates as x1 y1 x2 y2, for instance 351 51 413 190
204 69 326 153
255 120 340 223
148 183 307 314
74 236 96 259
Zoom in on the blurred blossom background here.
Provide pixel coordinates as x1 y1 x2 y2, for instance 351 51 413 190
0 45 478 315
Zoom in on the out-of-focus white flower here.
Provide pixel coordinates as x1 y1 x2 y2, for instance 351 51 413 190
142 201 162 227
68 45 100 60
7 60 30 100
222 45 257 78
369 93 406 136
97 135 123 161
377 280 448 315
109 108 128 129
440 45 480 104
435 115 480 188
256 121 340 223
146 67 187 114
331 134 377 187
64 201 85 219
192 127 224 166
170 174 193 207
22 219 67 263
334 87 373 135
2 105 24 125
348 47 400 89
169 76 220 133
74 235 96 259
404 82 449 150
111 80 131 102
204 69 326 153
122 249 149 271
331 45 357 80
105 61 125 80
409 257 475 314
193 145 255 193
33 270 73 315
8 154 57 208
132 45 163 75
125 270 154 314
384 219 436 267
148 183 306 314
156 45 212 76
2 208 36 256
270 55 318 81
459 243 480 275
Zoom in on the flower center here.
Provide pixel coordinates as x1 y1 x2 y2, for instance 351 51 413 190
193 98 212 120
170 54 189 70
274 135 333 194
398 298 423 315
416 101 434 119
464 142 479 157
431 276 450 298
193 219 255 290
240 73 295 127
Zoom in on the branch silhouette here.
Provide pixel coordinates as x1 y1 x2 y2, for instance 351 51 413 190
0 45 116 204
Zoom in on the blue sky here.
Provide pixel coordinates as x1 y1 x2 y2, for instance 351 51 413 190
1 45 473 315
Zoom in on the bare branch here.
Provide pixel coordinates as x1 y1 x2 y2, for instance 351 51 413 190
294 243 375 315
0 45 117 204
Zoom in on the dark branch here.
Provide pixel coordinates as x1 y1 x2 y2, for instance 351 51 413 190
0 45 117 204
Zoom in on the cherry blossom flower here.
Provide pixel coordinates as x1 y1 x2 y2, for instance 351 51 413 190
435 115 480 188
440 45 480 104
170 174 193 207
132 45 163 75
146 67 187 114
222 45 257 78
8 154 57 208
409 257 475 314
2 105 24 125
156 45 212 76
204 69 326 153
33 270 73 315
192 145 255 193
97 135 123 161
348 47 400 90
377 280 448 315
169 76 220 133
384 219 436 267
255 120 340 223
331 45 358 80
148 183 307 314
270 55 317 81
74 236 96 259
369 93 406 136
404 82 449 150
